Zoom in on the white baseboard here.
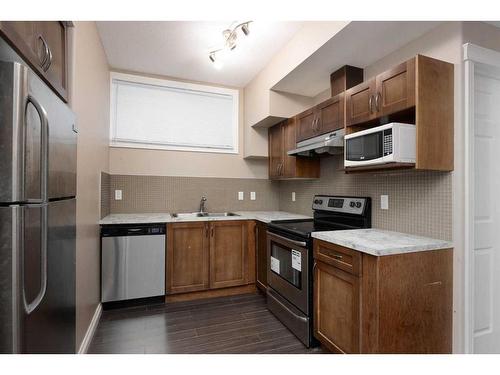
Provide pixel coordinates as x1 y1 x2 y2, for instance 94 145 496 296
78 303 102 354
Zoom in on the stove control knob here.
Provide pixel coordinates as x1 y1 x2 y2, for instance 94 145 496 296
314 199 323 205
349 201 356 208
355 202 362 208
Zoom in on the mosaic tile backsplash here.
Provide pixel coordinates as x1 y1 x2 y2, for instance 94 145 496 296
108 175 280 214
278 156 452 240
100 172 110 219
102 156 452 241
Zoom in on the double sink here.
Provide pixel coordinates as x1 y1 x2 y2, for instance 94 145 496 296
171 212 240 219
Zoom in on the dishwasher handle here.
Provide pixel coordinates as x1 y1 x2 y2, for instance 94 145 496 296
101 224 166 237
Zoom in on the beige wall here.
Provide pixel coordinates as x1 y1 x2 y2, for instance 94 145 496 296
244 22 349 157
108 71 268 178
69 22 110 350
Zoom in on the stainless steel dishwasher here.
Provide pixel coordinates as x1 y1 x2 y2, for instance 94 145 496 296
101 224 166 302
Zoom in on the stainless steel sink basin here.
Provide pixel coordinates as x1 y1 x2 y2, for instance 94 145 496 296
171 212 239 218
170 212 202 219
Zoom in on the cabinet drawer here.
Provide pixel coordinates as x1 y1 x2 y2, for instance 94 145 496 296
313 240 361 276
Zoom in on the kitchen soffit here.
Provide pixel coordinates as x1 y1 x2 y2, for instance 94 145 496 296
271 21 442 97
96 21 303 88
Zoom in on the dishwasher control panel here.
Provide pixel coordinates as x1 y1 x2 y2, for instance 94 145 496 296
101 223 166 237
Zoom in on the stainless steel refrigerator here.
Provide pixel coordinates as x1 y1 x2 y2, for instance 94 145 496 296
0 40 77 353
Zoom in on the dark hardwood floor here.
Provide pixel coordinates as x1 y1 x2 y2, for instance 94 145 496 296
88 292 328 354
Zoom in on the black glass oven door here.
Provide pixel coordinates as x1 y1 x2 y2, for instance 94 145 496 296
267 232 309 314
346 131 383 162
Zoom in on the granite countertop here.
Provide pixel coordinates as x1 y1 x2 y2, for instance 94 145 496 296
312 229 453 257
99 211 311 225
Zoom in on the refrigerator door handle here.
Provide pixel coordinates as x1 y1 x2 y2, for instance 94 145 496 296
22 205 48 315
25 94 49 203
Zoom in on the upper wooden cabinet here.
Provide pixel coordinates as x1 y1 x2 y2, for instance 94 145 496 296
0 21 69 102
167 220 255 295
345 55 454 172
268 118 320 180
296 93 345 143
344 79 376 127
376 58 416 116
346 59 416 127
313 239 453 354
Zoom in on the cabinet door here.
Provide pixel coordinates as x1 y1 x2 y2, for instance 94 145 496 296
268 123 283 179
376 58 415 116
282 118 297 178
36 22 68 101
0 21 68 102
314 260 360 353
317 93 344 133
209 221 248 289
345 78 376 127
255 221 268 292
0 22 40 66
296 109 317 142
166 222 209 294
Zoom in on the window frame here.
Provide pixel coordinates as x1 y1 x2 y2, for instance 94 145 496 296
109 71 239 154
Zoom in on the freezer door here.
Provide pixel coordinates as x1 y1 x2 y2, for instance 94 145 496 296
0 206 23 353
0 60 76 203
27 65 77 199
23 199 75 353
0 61 52 203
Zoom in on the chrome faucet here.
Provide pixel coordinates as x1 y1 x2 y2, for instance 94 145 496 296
199 196 207 214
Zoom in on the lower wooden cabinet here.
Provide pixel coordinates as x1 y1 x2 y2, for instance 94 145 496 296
166 222 209 294
210 221 248 289
313 239 453 353
167 220 255 295
314 260 360 354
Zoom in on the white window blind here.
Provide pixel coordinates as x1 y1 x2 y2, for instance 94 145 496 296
110 73 238 153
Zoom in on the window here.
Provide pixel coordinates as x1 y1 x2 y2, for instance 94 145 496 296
110 72 239 154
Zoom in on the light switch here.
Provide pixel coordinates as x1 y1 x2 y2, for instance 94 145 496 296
292 192 296 202
115 190 122 200
238 192 244 201
250 192 256 201
381 195 389 210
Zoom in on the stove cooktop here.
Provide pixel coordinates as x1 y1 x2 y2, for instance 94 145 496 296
267 219 352 238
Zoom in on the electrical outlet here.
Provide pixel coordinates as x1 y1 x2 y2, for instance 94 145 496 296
292 192 296 202
250 192 256 201
238 191 244 201
115 190 122 200
381 195 389 210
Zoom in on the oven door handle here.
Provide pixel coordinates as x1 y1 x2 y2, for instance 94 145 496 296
268 289 308 323
267 232 307 248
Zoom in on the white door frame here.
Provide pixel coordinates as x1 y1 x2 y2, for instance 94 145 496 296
463 42 500 354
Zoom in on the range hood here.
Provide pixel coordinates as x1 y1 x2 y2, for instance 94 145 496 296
288 129 345 157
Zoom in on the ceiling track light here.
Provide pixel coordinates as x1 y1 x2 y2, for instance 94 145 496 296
208 21 252 66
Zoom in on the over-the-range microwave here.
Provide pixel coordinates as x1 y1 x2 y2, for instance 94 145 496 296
344 122 416 167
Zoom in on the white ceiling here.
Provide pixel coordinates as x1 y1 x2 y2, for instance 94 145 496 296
96 21 303 88
272 21 441 97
